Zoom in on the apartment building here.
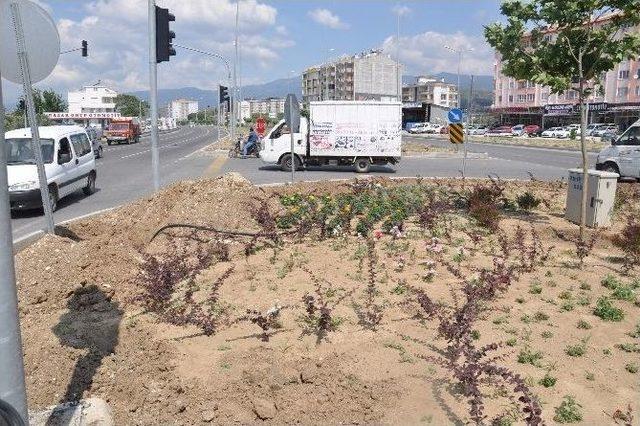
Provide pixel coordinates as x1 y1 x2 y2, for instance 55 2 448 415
169 99 199 121
302 50 402 103
239 98 286 121
402 76 459 108
492 19 640 128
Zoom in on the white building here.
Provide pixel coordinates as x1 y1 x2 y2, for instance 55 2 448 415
239 98 286 121
67 83 118 127
402 76 459 108
169 99 199 121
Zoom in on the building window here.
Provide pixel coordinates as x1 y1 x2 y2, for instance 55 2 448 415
527 93 535 102
541 92 549 101
441 94 447 101
619 70 630 79
617 87 629 97
517 94 526 103
635 86 640 96
498 95 503 103
508 95 513 103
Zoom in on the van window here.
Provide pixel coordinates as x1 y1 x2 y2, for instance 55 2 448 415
271 123 291 139
617 127 640 146
70 133 92 156
5 138 55 164
58 138 72 163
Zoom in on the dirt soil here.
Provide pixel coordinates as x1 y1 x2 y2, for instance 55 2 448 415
15 174 640 425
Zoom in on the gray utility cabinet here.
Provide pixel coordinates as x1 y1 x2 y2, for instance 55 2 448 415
565 169 618 228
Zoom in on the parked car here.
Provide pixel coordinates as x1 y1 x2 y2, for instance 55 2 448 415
486 126 513 137
428 124 445 134
408 123 429 134
585 123 606 136
541 127 570 138
596 119 640 179
468 126 489 135
524 125 542 137
439 125 449 134
5 125 97 212
592 124 619 137
511 124 526 136
104 118 141 145
85 126 103 158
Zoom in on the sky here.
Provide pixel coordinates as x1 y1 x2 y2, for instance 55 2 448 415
2 0 503 106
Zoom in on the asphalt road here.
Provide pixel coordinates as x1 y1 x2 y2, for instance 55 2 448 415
10 128 603 241
10 125 220 241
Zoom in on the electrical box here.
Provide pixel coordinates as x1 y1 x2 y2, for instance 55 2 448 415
565 169 618 228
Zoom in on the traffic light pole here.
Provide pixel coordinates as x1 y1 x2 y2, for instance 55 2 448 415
0 68 29 424
148 0 160 192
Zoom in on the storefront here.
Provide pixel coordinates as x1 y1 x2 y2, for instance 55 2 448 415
44 112 123 129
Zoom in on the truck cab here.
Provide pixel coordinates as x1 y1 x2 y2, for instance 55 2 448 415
596 119 640 180
259 118 308 170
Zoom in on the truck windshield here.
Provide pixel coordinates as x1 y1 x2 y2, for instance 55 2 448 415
109 123 129 130
5 138 55 164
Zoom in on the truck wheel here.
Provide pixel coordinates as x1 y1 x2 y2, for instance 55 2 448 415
48 185 58 213
354 158 371 173
280 154 301 172
602 162 620 176
107 140 112 146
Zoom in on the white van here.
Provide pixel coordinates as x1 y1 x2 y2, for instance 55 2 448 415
6 125 97 211
596 120 640 179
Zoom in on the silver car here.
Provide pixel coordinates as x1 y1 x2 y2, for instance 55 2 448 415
85 127 104 159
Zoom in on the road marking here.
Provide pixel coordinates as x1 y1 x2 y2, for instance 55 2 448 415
203 155 228 177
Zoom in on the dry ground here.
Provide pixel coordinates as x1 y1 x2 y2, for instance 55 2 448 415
15 174 639 425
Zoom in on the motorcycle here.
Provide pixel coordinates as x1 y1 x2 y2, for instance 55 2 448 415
228 137 260 158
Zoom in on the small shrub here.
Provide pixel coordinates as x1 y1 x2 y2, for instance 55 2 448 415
602 274 622 290
554 396 583 423
529 283 543 294
516 192 542 212
538 373 557 388
541 331 554 339
612 218 640 273
506 338 517 347
625 363 638 374
593 297 625 322
576 320 592 330
518 347 544 366
467 182 504 231
558 290 573 300
565 341 587 357
616 343 640 353
561 301 575 312
585 371 595 381
612 284 636 302
533 311 549 322
579 281 591 291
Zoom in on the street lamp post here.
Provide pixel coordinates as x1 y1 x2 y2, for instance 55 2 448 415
444 45 474 108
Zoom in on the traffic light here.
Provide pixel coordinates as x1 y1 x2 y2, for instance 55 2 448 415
81 40 88 57
219 85 230 109
156 6 176 63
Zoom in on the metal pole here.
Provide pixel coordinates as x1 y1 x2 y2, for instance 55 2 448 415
217 99 221 143
290 129 295 183
11 1 54 234
231 0 238 145
0 67 29 424
149 0 160 192
463 75 474 179
396 11 400 101
457 51 461 108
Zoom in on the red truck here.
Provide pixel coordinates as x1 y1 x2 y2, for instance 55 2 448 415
104 118 141 145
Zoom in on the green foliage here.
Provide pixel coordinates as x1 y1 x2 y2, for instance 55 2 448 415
601 274 622 290
593 297 625 321
625 363 639 374
538 373 557 388
565 340 587 357
554 396 583 423
516 192 542 212
576 320 591 329
518 347 544 366
115 94 149 118
16 88 66 113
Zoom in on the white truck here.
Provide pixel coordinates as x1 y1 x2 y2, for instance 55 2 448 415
259 101 402 173
596 119 640 180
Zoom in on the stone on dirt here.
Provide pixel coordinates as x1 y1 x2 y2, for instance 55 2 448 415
30 398 114 426
252 398 277 420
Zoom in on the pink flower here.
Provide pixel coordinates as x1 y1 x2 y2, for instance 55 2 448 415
373 230 383 239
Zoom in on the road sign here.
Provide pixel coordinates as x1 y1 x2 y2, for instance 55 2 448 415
448 108 463 124
0 0 60 84
256 117 266 137
449 123 464 144
284 94 300 133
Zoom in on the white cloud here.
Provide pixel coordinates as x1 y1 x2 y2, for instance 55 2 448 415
1 0 292 101
382 31 494 76
308 8 349 30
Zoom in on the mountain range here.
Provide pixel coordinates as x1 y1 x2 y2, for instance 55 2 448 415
129 72 493 108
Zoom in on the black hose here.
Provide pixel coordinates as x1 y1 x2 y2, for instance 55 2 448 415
0 399 26 426
150 223 297 243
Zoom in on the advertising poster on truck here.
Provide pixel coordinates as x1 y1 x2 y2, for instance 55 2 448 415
309 102 401 157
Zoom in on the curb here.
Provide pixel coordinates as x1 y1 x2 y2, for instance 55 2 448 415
403 152 488 159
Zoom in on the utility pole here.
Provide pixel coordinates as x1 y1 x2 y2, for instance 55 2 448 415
0 64 29 424
462 75 474 179
148 0 160 191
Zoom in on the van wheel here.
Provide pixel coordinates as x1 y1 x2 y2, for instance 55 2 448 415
83 172 96 195
97 146 103 158
280 154 301 172
107 140 112 146
354 158 371 173
48 185 58 212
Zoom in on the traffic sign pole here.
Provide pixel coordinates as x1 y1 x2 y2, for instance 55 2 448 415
462 75 474 181
0 65 29 424
11 1 55 234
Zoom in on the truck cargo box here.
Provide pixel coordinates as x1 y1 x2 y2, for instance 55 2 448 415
309 101 402 158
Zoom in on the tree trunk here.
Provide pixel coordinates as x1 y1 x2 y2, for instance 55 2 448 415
579 79 588 240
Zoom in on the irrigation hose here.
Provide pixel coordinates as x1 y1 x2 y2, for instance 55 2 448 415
150 223 296 243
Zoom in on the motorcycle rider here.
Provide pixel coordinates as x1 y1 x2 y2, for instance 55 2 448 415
242 127 259 156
